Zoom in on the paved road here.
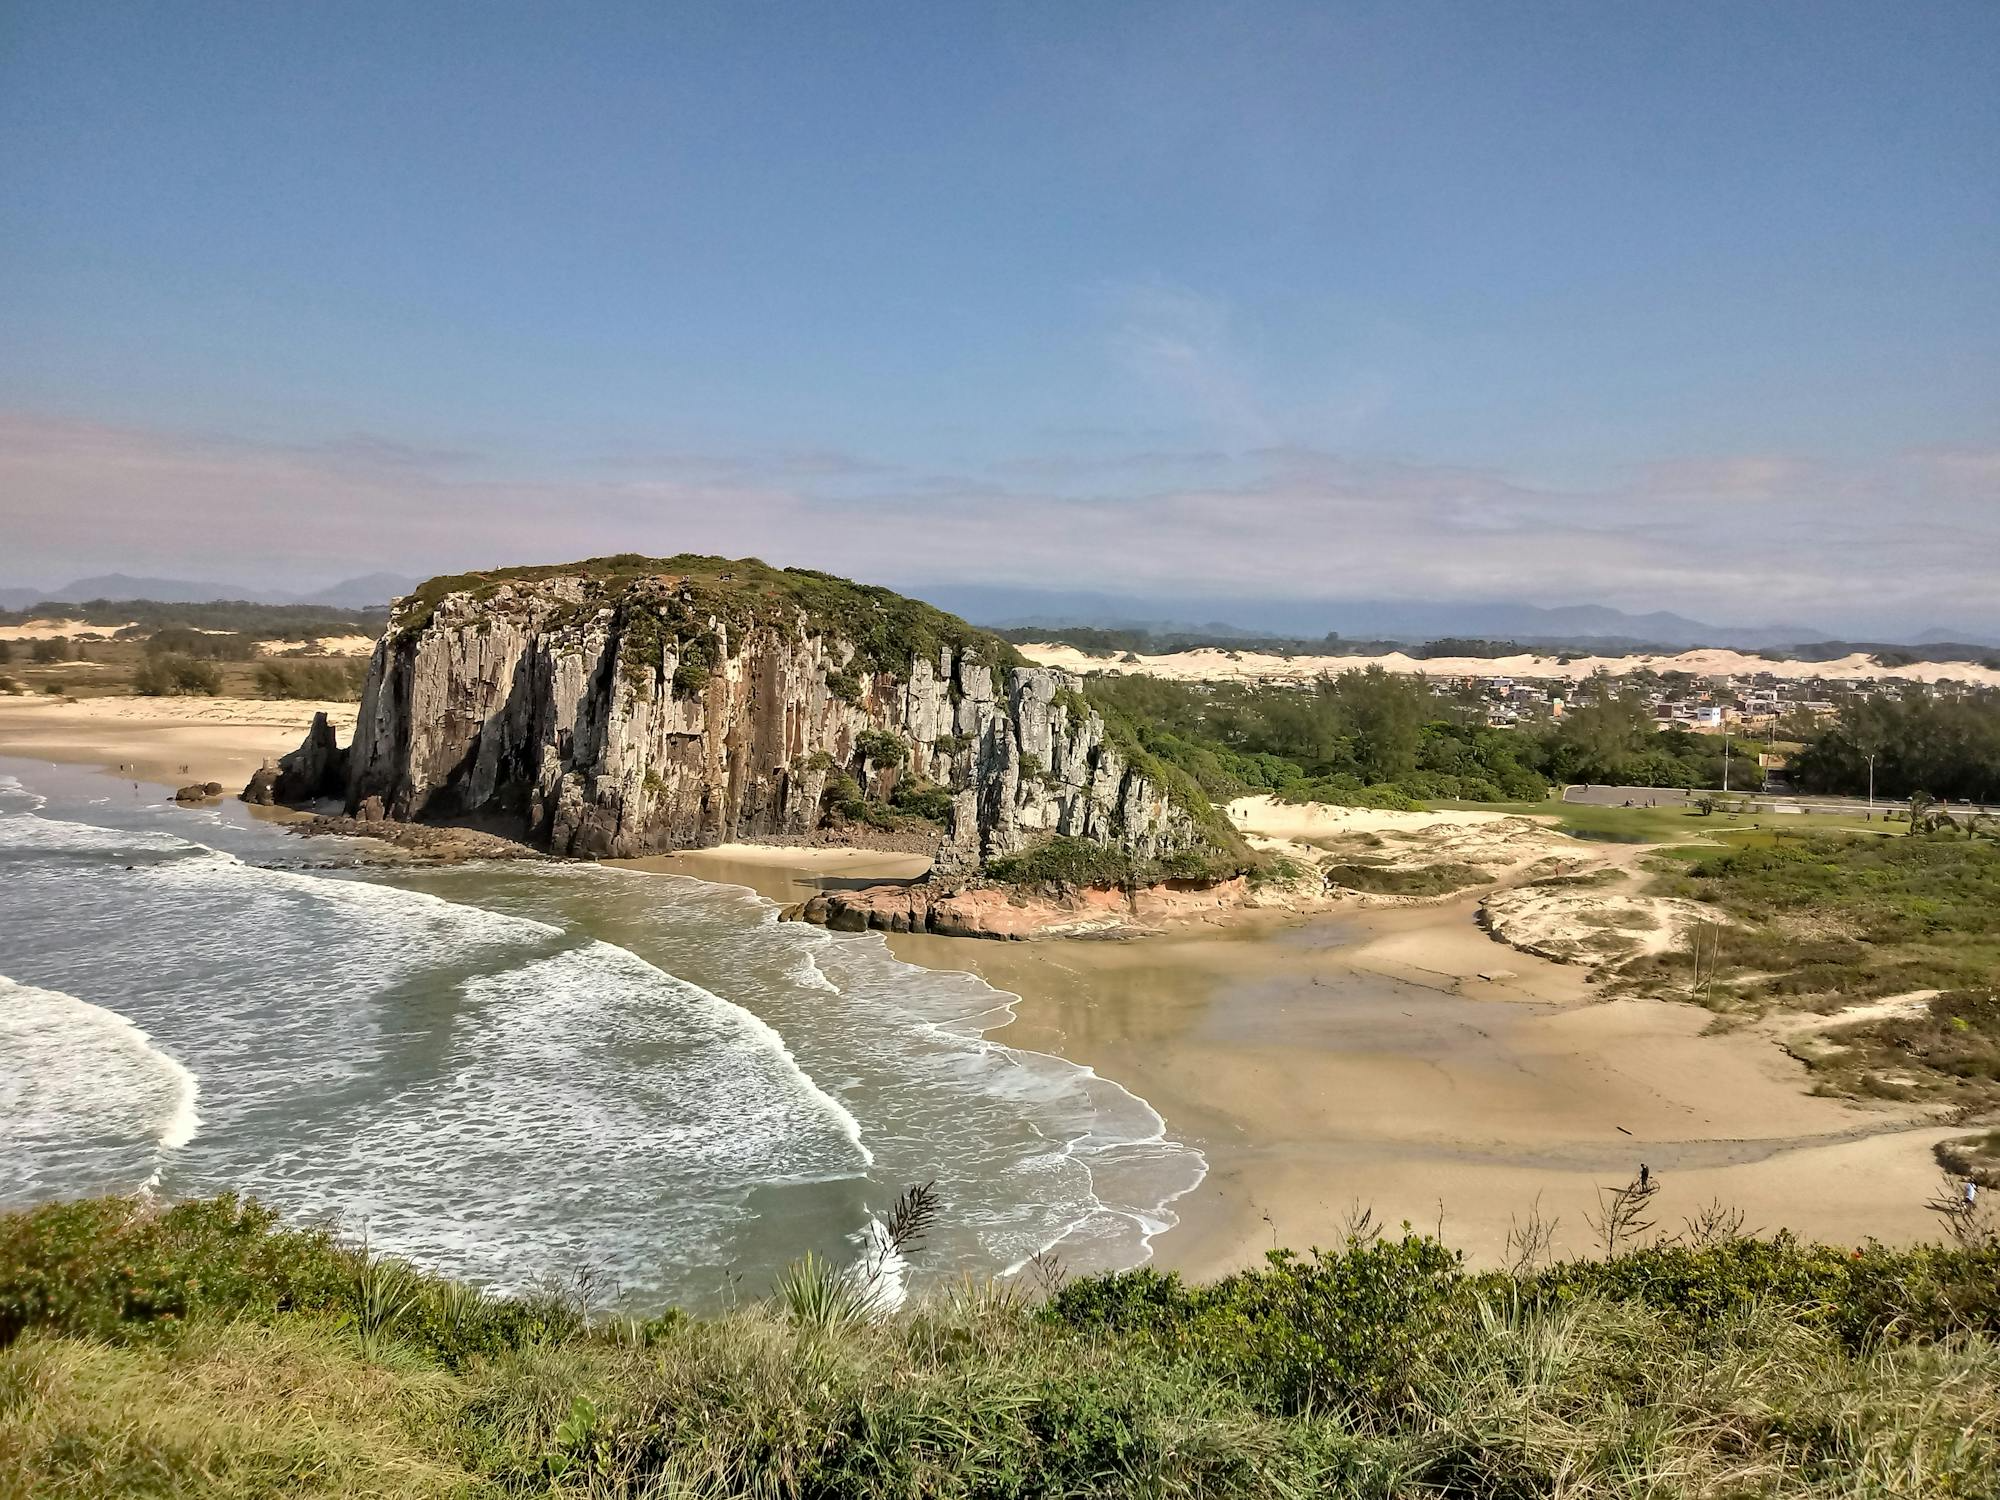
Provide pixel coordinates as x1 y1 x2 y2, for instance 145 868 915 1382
1561 784 1998 819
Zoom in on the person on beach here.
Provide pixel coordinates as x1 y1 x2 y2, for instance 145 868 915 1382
1639 1163 1651 1189
1968 1179 1980 1209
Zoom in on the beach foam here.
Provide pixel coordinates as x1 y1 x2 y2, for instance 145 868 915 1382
0 974 201 1200
522 864 1210 1280
0 758 1204 1305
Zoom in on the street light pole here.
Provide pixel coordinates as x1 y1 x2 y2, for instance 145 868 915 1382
1867 752 1876 813
1722 730 1732 794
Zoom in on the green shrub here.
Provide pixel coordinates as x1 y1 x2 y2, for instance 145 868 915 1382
1277 777 1426 811
986 835 1138 891
854 729 906 768
1522 1235 2000 1349
889 778 954 823
668 628 719 698
29 637 69 664
1050 1235 1473 1419
8 1194 2000 1497
820 770 873 824
133 654 223 697
253 659 365 700
144 627 256 661
0 1196 351 1346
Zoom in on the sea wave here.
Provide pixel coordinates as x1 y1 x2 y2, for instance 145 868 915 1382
525 864 1209 1280
283 939 875 1295
0 773 48 813
0 763 1203 1300
0 973 201 1200
0 807 197 857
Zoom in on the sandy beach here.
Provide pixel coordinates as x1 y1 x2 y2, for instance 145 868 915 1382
4 699 1955 1277
668 843 1955 1276
0 694 355 790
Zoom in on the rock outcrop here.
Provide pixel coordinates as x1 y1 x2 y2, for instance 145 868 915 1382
787 876 1252 941
242 712 348 806
255 557 1222 872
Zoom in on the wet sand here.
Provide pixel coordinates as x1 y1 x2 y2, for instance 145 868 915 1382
669 849 1958 1274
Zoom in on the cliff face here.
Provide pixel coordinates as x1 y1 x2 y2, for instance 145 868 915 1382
334 560 1214 872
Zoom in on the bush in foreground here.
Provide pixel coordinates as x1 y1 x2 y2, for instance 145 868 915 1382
3 1195 1999 1497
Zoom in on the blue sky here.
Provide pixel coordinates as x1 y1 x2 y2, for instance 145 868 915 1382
2 1 1996 631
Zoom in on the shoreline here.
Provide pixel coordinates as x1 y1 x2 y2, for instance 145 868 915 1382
662 847 1958 1275
0 694 357 791
4 703 1959 1277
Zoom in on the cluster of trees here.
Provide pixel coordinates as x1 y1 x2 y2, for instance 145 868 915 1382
252 659 367 699
1536 693 1742 790
1411 637 1531 659
1086 669 1551 806
1087 668 1761 809
1791 690 2000 804
144 626 258 661
133 654 222 696
0 637 77 664
0 598 388 640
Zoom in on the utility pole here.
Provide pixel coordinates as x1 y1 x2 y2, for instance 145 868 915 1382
1722 729 1732 794
1866 752 1876 813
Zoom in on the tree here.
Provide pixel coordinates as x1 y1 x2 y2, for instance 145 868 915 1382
1325 667 1425 783
1544 690 1655 783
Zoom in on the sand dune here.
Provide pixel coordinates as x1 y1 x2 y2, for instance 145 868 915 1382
0 618 134 642
1020 641 2000 687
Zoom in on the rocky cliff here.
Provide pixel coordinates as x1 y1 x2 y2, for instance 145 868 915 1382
302 556 1222 873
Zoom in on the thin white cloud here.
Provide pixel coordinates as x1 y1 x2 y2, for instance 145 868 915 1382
1103 280 1277 444
0 409 1994 633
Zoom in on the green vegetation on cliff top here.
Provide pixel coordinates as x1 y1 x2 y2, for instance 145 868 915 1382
392 554 1027 679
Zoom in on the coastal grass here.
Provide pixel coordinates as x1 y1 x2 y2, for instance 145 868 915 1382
1320 858 1491 898
1589 830 2000 1113
1439 798 1902 847
7 1194 2000 1497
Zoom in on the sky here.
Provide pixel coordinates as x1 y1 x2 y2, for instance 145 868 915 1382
2 1 1996 634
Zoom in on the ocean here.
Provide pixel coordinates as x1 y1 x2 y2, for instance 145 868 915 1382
0 758 1203 1310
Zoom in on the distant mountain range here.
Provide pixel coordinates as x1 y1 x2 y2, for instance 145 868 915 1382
916 584 1844 651
6 570 1995 655
0 572 418 612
